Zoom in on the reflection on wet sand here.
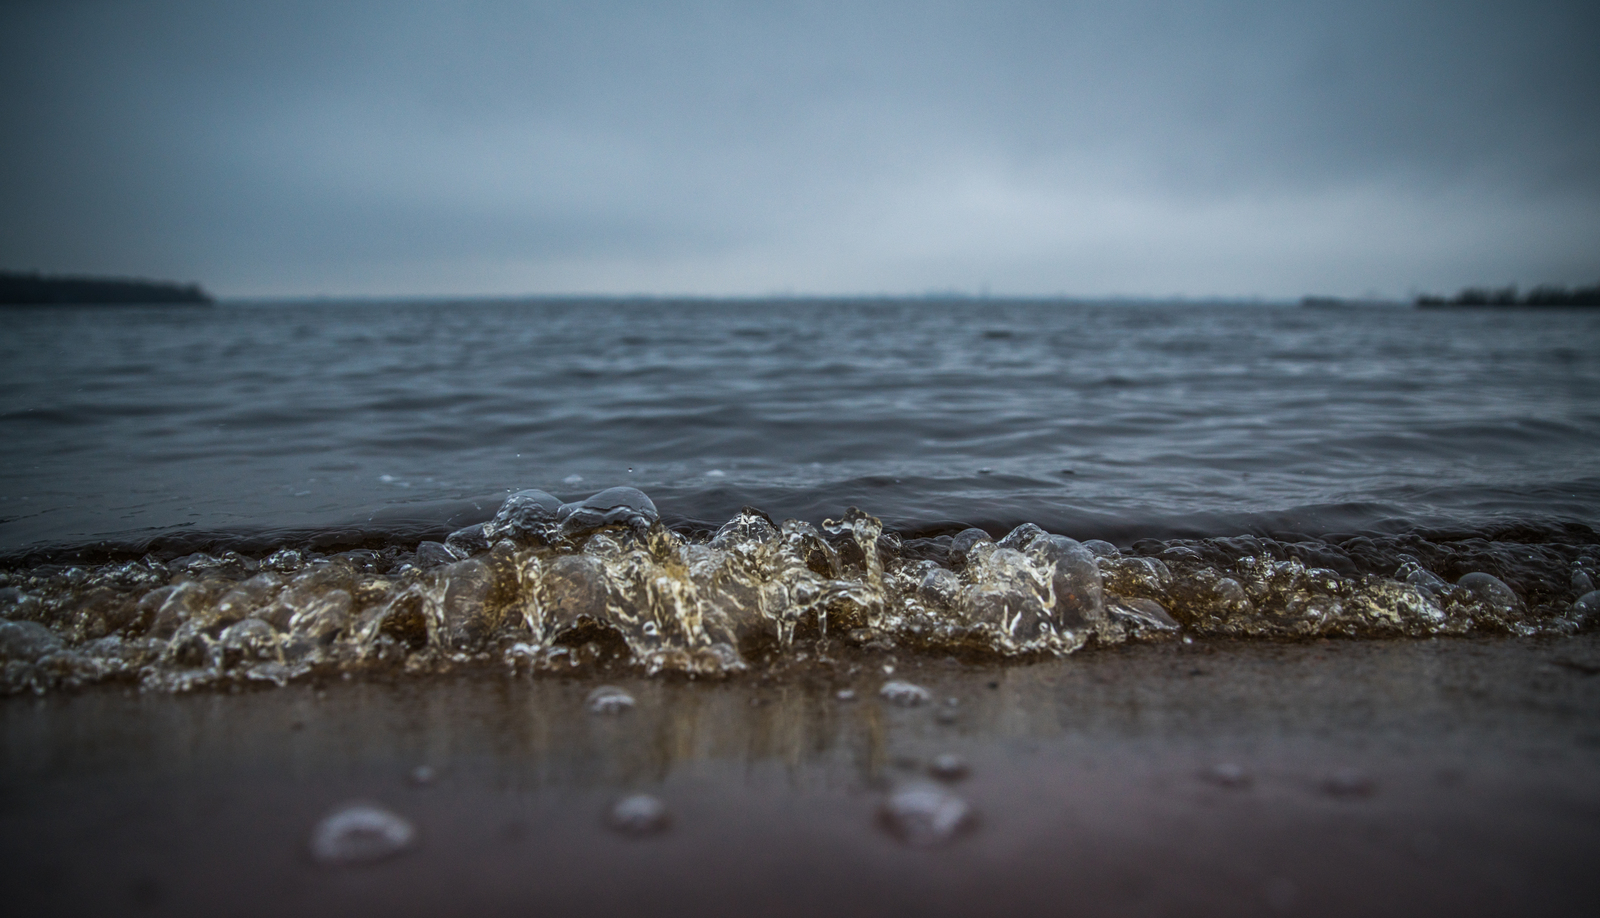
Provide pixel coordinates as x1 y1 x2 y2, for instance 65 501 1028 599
5 636 1600 916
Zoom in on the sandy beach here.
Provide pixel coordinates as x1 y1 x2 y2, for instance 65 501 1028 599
4 633 1598 916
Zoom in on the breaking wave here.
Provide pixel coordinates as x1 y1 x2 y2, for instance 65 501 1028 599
2 488 1598 693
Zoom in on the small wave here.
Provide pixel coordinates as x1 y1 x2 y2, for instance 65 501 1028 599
1 488 1597 693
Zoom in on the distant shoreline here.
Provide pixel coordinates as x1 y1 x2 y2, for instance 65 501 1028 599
1414 283 1600 308
0 270 213 306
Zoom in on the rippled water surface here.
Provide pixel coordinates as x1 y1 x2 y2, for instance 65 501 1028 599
3 299 1597 546
2 299 1597 690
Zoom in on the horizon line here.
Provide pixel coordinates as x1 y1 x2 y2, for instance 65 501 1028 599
216 291 1371 306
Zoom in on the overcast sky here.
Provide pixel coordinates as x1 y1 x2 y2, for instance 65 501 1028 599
1 0 1597 298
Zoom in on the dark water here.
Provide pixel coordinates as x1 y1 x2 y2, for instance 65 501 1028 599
3 299 1596 548
2 299 1597 690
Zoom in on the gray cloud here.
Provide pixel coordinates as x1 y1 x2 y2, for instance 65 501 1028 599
2 0 1597 297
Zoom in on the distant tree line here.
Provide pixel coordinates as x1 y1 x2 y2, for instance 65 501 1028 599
1416 283 1600 307
0 270 213 305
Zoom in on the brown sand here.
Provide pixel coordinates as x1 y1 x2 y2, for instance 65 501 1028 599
4 634 1600 916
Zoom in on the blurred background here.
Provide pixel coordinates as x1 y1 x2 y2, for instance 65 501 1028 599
3 0 1598 300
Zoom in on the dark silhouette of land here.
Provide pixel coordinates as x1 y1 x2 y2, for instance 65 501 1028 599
0 270 212 305
1416 283 1600 308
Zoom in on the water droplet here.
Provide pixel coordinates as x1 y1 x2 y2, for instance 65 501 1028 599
879 681 933 706
408 765 436 787
878 783 974 847
586 685 636 714
563 474 584 485
930 753 969 781
836 688 857 701
706 469 726 478
608 794 670 836
309 803 416 866
1202 763 1251 788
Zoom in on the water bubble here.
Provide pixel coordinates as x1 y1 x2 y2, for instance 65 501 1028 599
1456 572 1520 612
879 681 933 706
1082 539 1119 557
586 685 636 714
414 541 458 568
1202 763 1252 788
217 618 281 669
949 528 994 566
0 620 63 661
1400 564 1450 596
608 794 670 836
1573 570 1596 595
483 489 562 543
264 548 305 573
1108 597 1179 632
1573 590 1600 626
557 487 660 537
445 523 491 557
309 803 416 866
930 753 969 781
878 783 974 847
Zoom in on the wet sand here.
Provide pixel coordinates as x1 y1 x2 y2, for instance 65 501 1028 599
4 635 1600 916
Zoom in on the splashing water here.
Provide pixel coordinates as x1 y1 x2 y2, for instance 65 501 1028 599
1 488 1597 694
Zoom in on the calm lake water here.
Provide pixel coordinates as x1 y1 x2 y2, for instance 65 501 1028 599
2 299 1595 552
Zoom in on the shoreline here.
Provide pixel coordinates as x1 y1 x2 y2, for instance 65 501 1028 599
5 634 1599 915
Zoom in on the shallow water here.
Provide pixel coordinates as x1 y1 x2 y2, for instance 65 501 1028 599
1 299 1597 690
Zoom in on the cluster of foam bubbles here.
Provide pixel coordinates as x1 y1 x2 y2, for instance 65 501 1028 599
2 487 1597 693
